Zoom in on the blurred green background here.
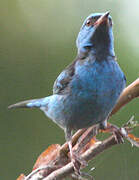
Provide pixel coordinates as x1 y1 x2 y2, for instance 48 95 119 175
0 0 139 179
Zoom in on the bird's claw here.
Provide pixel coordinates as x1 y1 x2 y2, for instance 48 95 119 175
71 152 88 174
113 130 124 144
100 123 125 144
108 124 125 144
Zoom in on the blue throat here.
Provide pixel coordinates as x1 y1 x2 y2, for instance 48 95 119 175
76 21 115 60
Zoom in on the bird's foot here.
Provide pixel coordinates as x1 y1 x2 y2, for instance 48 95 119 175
67 139 87 174
71 151 87 174
100 123 125 144
113 127 124 144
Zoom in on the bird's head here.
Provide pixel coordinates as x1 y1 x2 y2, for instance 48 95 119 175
76 12 115 59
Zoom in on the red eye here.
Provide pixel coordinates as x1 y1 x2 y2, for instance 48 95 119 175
86 19 91 26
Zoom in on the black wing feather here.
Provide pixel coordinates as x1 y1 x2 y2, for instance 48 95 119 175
53 60 77 95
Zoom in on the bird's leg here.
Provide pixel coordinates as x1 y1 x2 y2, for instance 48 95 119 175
68 134 94 180
65 128 82 174
100 120 125 144
68 140 81 174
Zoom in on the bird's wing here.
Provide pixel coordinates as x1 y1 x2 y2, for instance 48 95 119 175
53 60 77 94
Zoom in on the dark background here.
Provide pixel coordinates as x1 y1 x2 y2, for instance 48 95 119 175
0 0 139 179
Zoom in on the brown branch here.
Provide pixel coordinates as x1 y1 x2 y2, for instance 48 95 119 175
18 79 139 180
111 78 139 115
44 136 117 180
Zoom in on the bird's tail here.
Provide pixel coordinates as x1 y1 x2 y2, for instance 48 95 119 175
8 97 48 109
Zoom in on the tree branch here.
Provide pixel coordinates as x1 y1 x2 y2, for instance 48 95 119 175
17 79 139 180
43 136 118 180
111 78 139 115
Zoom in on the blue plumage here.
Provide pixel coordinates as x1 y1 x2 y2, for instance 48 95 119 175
9 12 126 170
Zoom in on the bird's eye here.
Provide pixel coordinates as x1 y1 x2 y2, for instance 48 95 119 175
86 19 92 26
86 17 98 27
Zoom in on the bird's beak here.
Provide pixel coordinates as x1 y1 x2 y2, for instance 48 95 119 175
94 11 110 27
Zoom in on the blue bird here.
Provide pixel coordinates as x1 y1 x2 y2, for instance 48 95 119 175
8 12 126 171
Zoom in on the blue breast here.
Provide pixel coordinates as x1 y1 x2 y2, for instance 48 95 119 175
65 57 126 129
45 57 126 131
